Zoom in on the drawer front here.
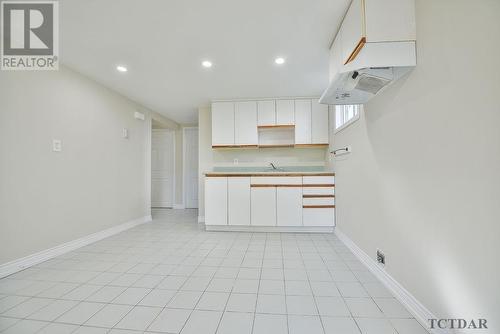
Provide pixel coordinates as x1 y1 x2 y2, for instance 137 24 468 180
303 197 335 206
303 208 335 226
302 187 335 195
303 176 335 185
251 176 302 185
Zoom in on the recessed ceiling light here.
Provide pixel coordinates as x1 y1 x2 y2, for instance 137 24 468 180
116 65 128 72
202 60 213 68
275 57 285 65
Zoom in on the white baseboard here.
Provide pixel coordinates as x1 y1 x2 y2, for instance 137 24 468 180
206 225 334 233
198 216 205 223
0 215 152 279
173 204 185 209
335 228 449 334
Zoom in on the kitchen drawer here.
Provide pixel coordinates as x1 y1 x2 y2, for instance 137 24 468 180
302 187 335 195
251 176 302 185
303 197 335 206
303 207 335 226
303 176 335 185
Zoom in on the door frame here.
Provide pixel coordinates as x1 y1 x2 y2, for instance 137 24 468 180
151 128 176 208
182 126 199 209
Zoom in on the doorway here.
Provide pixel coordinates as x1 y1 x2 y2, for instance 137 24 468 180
151 129 175 208
183 127 199 208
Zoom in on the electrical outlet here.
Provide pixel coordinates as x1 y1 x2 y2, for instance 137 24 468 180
52 139 62 152
233 158 238 165
376 249 385 265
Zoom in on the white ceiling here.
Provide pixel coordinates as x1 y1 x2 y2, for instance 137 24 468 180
60 0 349 124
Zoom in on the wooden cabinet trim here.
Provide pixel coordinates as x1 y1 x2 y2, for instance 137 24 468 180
344 37 366 64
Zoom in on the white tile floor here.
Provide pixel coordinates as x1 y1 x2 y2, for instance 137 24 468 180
0 209 429 334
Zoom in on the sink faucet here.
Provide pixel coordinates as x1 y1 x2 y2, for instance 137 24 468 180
269 162 278 170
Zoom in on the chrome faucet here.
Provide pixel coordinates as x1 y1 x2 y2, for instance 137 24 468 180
269 162 278 170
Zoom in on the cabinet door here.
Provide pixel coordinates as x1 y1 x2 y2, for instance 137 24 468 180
205 177 227 225
257 100 276 126
277 187 303 226
294 100 312 145
212 102 234 146
228 177 250 226
251 187 276 226
303 208 335 226
235 101 258 145
311 100 329 144
276 100 295 125
341 0 365 64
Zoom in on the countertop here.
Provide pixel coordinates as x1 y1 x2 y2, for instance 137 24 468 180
205 166 334 177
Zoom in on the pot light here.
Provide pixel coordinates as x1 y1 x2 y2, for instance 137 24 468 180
202 60 213 68
275 57 285 65
116 65 128 72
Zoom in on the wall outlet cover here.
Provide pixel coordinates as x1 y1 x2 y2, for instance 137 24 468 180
52 139 62 152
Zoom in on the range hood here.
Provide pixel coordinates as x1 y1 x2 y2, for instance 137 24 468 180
319 0 417 105
319 65 414 105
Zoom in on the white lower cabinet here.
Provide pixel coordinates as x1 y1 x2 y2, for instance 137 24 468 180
251 187 276 226
205 177 227 225
206 175 334 230
277 187 303 226
303 208 335 226
228 177 251 225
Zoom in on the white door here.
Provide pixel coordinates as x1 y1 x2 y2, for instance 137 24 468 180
184 127 199 208
151 129 175 208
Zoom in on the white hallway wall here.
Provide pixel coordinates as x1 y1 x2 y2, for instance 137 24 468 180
334 0 500 330
0 66 173 265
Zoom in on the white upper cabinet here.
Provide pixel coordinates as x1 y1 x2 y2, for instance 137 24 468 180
333 0 416 66
276 100 295 125
234 101 258 145
364 0 416 42
212 98 329 147
294 100 312 145
341 0 365 64
257 100 276 126
212 102 234 146
312 100 329 144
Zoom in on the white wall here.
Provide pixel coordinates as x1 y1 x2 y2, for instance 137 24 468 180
0 66 165 265
333 0 500 330
198 106 329 218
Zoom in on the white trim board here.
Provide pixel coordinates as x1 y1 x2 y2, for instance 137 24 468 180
198 216 205 223
206 225 334 233
173 204 185 209
335 228 449 334
0 215 152 279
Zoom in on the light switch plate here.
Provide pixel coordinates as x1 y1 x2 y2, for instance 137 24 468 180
123 128 129 139
52 139 62 152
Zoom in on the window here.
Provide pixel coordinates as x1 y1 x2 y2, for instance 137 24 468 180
335 104 361 132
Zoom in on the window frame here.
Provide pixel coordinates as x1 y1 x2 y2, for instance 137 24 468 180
334 104 361 134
